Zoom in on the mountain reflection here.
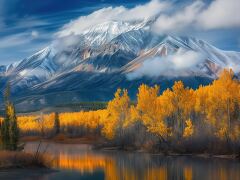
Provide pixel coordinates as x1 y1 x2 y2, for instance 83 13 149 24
25 142 240 180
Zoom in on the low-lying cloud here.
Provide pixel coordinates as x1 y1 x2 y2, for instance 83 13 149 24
127 50 205 80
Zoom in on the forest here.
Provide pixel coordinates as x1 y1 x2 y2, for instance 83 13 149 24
0 69 240 154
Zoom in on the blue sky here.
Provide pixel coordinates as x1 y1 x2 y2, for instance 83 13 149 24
0 0 239 65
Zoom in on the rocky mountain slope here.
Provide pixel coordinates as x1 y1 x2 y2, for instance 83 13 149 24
0 19 239 111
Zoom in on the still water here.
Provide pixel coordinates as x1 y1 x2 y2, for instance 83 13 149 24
16 142 240 179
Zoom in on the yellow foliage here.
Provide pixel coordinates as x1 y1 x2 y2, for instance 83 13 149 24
135 84 171 138
216 126 228 139
18 113 55 133
102 89 130 139
60 110 106 130
3 69 240 144
183 119 194 138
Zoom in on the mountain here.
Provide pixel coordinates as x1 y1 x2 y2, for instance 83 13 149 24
0 19 239 111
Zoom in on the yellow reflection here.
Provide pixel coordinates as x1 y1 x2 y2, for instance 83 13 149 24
184 166 192 180
144 167 167 180
49 152 240 180
51 152 169 180
53 153 107 173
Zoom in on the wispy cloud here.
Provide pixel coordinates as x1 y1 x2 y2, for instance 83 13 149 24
0 33 33 49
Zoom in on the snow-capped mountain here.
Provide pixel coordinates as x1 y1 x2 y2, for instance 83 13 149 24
0 19 239 111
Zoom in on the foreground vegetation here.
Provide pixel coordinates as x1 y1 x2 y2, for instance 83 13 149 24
0 84 49 169
0 150 48 169
1 69 240 155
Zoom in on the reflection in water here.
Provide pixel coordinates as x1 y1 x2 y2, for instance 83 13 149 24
24 142 240 180
184 166 192 180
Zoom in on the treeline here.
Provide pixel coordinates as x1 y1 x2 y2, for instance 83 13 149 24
2 69 240 154
100 69 240 154
56 102 108 111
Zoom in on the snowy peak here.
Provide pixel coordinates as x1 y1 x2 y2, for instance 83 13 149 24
0 18 239 102
81 20 150 46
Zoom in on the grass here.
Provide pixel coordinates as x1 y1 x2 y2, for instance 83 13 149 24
0 146 50 169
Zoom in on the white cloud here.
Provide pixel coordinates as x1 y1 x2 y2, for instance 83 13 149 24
127 49 205 80
56 0 240 39
152 1 204 34
198 0 240 29
51 34 82 53
56 0 170 37
152 0 240 34
119 0 170 21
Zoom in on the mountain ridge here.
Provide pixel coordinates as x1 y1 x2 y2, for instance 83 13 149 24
0 19 239 111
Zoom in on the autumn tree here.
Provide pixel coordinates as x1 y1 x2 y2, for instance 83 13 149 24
170 81 195 138
102 89 130 143
205 69 240 140
135 84 172 151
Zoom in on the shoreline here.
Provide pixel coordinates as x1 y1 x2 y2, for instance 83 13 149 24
96 146 239 161
21 135 240 161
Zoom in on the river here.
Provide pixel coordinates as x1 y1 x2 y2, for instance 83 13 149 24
3 142 240 180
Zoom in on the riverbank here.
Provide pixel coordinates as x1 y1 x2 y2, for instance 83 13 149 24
20 135 240 161
21 134 105 145
0 150 49 169
96 146 240 160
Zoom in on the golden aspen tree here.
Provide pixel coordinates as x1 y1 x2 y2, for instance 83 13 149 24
205 69 239 139
136 84 169 139
102 89 130 139
171 81 195 137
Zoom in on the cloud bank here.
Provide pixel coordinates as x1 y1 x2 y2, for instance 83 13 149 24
152 0 240 34
56 0 170 37
199 0 240 29
57 0 240 38
127 50 205 80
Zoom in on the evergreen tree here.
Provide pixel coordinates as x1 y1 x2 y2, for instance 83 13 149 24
0 83 19 150
1 113 10 149
8 103 19 150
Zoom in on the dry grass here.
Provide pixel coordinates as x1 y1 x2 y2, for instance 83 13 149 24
49 134 103 144
0 150 49 169
20 136 42 142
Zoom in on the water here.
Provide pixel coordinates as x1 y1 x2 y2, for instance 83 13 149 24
11 142 240 179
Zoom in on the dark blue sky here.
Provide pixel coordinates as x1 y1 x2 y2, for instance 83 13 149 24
0 0 239 64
